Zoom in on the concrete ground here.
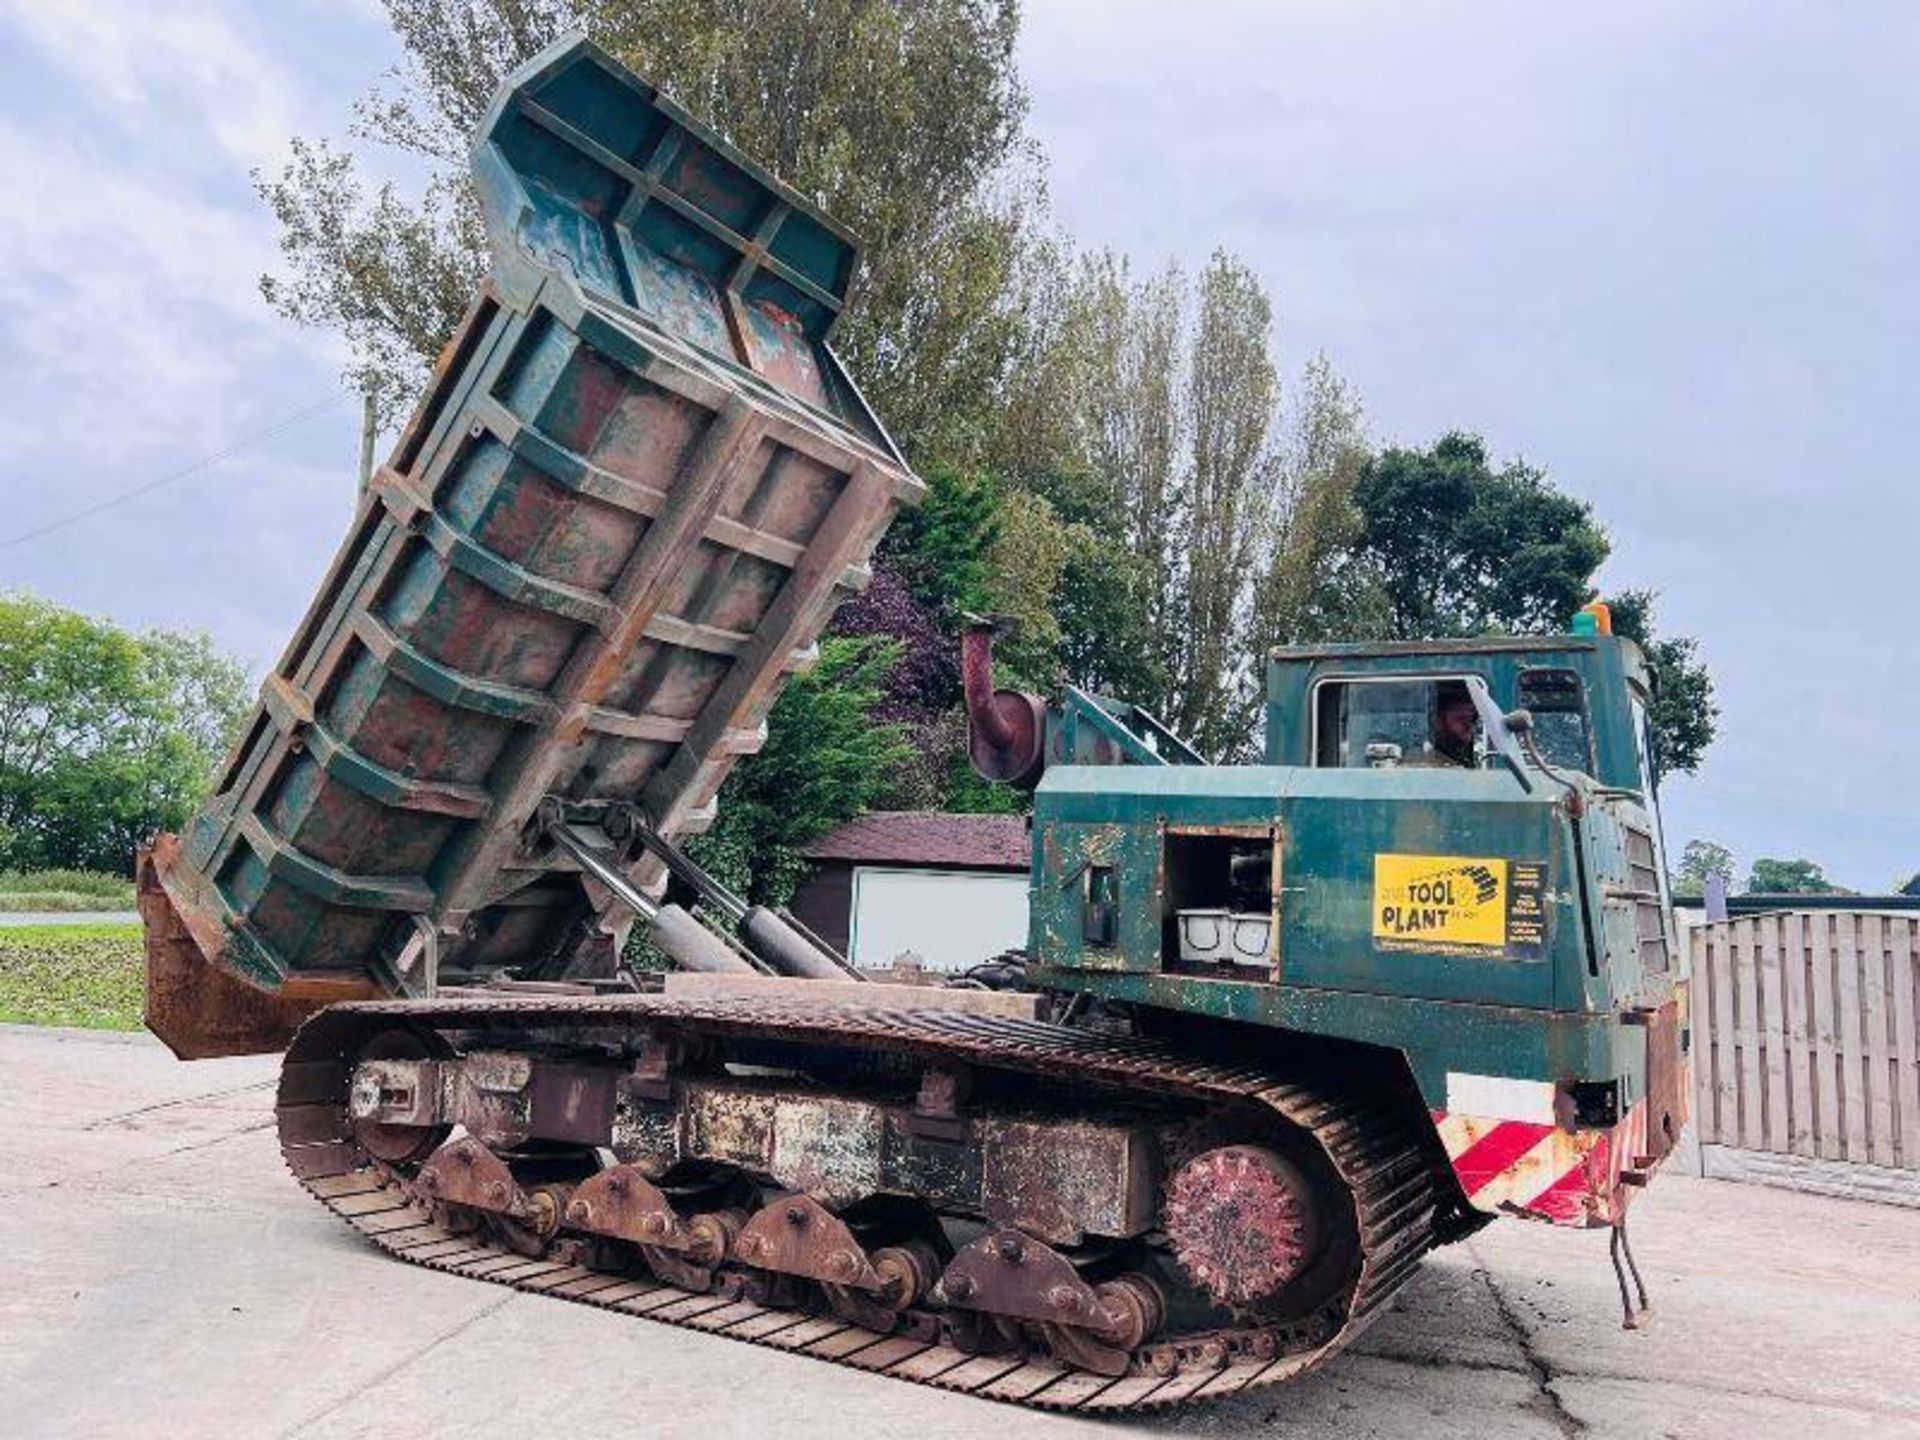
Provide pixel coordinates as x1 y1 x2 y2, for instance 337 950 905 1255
4 1025 1916 1440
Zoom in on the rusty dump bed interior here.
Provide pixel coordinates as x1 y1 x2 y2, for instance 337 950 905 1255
141 38 923 1057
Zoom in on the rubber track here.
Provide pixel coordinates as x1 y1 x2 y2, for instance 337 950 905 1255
277 995 1438 1412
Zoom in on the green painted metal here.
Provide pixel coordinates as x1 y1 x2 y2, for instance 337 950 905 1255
1263 634 1654 789
1042 686 1208 769
1056 970 1633 1108
141 33 1682 1151
1029 633 1683 1111
470 37 884 445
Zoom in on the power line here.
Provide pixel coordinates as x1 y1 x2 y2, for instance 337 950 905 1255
0 392 353 550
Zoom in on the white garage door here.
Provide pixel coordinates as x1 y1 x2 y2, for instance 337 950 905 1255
848 867 1030 974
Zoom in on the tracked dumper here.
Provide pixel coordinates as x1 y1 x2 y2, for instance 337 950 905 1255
138 37 1690 1413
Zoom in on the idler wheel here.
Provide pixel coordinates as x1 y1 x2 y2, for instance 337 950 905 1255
1164 1145 1324 1307
349 1029 449 1166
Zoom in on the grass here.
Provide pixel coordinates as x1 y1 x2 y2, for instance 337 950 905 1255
0 922 145 1030
0 867 136 912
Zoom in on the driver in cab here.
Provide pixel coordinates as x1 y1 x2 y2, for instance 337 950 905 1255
1411 682 1479 768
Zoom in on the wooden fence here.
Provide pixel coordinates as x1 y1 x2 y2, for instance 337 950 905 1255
1691 910 1920 1170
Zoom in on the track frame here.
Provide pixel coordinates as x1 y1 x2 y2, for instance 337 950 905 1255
279 995 1443 1412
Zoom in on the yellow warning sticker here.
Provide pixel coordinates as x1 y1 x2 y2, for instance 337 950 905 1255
1373 854 1509 952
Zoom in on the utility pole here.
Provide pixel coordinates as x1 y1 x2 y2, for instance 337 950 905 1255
357 389 378 497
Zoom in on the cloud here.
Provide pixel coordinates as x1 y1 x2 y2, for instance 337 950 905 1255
1020 3 1920 886
0 0 363 474
0 0 363 666
0 0 303 171
0 0 1913 889
0 119 339 466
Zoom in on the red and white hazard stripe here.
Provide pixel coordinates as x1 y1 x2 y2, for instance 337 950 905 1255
1431 1073 1649 1227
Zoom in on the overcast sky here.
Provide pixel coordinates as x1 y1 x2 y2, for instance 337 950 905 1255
1 1 1915 889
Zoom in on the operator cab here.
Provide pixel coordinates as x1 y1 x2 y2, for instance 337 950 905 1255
1271 623 1655 797
1265 611 1679 995
1023 605 1681 996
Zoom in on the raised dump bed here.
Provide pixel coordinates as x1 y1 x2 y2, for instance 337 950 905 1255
140 37 922 1058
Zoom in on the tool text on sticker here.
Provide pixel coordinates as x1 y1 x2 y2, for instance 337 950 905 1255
1373 853 1541 955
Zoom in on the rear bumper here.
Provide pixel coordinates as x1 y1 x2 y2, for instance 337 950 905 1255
1433 994 1690 1228
1433 1097 1668 1227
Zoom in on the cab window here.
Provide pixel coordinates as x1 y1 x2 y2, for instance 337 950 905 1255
1516 668 1593 774
1313 677 1483 768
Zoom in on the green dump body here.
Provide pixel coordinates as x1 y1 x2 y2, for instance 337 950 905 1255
139 37 922 1057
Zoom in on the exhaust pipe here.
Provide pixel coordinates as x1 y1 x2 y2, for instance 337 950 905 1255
961 619 1048 786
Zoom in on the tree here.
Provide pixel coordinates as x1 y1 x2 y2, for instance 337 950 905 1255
979 488 1082 694
258 0 1038 462
879 466 1001 623
0 594 249 873
1037 473 1167 709
1899 873 1920 897
1349 433 1610 640
1746 857 1847 896
1248 354 1384 658
1673 838 1736 898
1176 252 1279 758
684 635 914 907
830 476 1077 813
1605 590 1718 777
829 564 963 809
253 0 1725 814
263 0 1054 836
1063 254 1188 716
1321 436 1716 778
995 249 1289 757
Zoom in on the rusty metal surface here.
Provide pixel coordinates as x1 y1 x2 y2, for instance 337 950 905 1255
768 1092 884 1205
443 1049 535 1147
1638 997 1687 1167
937 1227 1099 1325
735 1194 881 1289
161 287 917 1008
662 972 1043 1019
979 1117 1155 1245
689 1084 777 1170
599 1070 1153 1229
961 621 1046 785
276 995 1443 1411
138 837 380 1059
415 1136 530 1218
1164 1146 1318 1306
347 1058 442 1129
529 1063 619 1145
477 42 869 408
565 1164 689 1247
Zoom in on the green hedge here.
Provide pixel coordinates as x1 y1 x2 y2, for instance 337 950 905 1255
0 868 136 912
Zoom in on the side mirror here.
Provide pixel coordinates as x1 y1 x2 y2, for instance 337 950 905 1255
1463 678 1533 794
